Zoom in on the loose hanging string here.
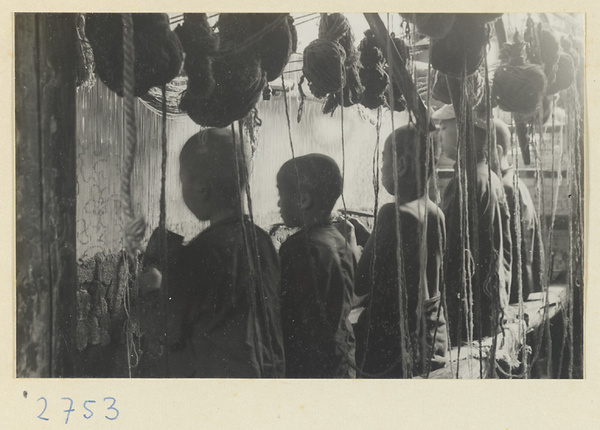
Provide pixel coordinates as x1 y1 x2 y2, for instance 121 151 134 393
571 80 583 379
483 43 502 379
387 13 411 378
159 84 169 376
512 103 528 379
358 107 382 374
238 121 278 374
230 123 266 376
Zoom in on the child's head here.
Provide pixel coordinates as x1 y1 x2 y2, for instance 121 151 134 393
381 124 438 199
434 104 489 163
179 127 249 221
276 154 342 228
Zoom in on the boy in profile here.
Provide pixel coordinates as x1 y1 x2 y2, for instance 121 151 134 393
143 127 285 378
276 154 357 378
353 124 448 378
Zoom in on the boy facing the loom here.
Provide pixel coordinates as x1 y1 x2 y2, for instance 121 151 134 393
276 154 357 378
353 124 448 378
142 127 285 378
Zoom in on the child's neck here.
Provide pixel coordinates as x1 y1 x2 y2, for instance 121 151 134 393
300 212 332 228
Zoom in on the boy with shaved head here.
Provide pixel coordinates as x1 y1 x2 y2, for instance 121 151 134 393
277 153 357 378
144 127 285 378
353 124 448 378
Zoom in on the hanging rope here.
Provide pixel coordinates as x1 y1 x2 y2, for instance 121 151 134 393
230 124 266 376
387 13 411 378
238 121 278 375
159 84 169 376
121 13 146 255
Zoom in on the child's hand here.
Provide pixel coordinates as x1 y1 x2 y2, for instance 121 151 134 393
334 218 362 261
347 218 371 247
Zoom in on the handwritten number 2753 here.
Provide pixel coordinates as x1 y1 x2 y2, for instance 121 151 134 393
35 396 119 422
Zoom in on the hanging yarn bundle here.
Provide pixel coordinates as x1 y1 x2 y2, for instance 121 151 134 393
303 13 364 114
492 32 547 116
75 13 96 88
86 13 183 97
525 19 560 82
180 14 267 127
547 53 575 95
358 29 389 110
400 13 456 40
174 13 217 102
248 14 297 82
430 14 495 77
561 35 581 72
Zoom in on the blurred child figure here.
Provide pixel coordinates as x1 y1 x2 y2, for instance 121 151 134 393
353 124 448 378
435 105 512 343
495 118 544 302
277 154 357 378
142 127 285 378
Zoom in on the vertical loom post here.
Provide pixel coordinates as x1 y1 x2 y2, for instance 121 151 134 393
16 13 78 377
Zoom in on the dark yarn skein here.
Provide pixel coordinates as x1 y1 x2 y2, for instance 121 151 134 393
546 53 575 95
218 13 296 82
492 33 547 116
180 13 269 127
358 29 389 110
430 14 491 77
303 13 363 113
174 13 217 102
86 13 183 97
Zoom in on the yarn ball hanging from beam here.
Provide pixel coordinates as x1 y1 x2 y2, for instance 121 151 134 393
492 33 547 116
546 53 575 95
400 13 456 40
174 13 217 103
303 13 363 113
217 13 297 82
430 14 491 77
86 13 183 97
180 14 268 127
358 29 389 110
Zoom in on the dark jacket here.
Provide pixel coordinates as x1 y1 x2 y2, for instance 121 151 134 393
355 199 448 378
166 216 285 378
279 222 357 378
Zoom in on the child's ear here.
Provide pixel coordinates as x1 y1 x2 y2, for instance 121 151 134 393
397 155 409 177
298 191 313 211
193 177 211 200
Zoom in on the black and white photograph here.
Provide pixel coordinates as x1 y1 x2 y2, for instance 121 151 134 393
15 12 585 384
